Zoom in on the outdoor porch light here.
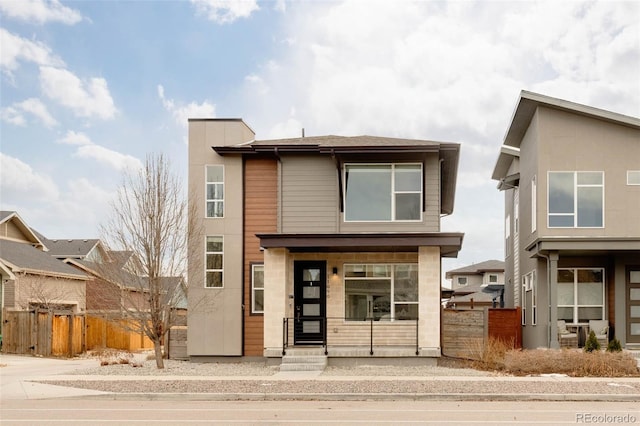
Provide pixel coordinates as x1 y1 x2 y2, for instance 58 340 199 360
332 267 338 276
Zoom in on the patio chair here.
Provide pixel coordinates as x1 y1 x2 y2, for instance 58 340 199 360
588 320 609 346
557 320 578 348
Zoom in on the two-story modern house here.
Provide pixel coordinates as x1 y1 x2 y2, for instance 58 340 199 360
492 91 640 349
187 119 464 363
445 260 505 309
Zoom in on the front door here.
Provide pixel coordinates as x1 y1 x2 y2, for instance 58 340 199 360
294 261 326 345
627 267 640 344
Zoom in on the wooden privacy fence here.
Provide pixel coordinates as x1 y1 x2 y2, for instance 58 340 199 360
442 307 522 359
85 315 154 351
2 310 84 357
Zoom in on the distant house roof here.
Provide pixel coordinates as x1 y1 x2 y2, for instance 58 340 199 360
37 236 102 259
445 259 505 278
0 211 46 249
448 283 505 304
213 134 460 216
0 239 87 280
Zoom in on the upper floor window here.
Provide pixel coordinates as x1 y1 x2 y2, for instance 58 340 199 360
628 171 640 185
548 171 603 228
531 176 537 233
206 165 224 218
488 274 498 284
205 236 223 288
457 276 467 286
344 164 422 222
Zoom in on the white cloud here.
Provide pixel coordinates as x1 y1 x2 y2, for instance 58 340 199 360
39 66 117 120
74 144 143 172
0 28 64 74
158 84 216 127
57 130 92 146
0 98 58 128
56 130 143 171
190 0 259 24
0 153 60 202
0 0 83 24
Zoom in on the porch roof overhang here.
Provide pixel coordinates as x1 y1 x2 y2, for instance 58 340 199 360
526 237 640 257
256 232 464 257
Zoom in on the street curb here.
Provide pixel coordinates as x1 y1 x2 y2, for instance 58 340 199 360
66 392 640 402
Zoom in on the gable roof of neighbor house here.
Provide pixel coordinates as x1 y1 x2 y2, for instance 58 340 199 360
492 91 640 182
445 259 505 279
0 239 88 280
0 211 46 249
212 133 461 216
32 231 102 260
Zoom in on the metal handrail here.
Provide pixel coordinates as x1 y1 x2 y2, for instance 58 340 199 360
282 316 419 356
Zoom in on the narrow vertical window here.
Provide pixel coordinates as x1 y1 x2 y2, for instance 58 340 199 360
206 165 224 218
521 276 526 326
531 176 537 233
531 271 537 325
205 236 223 288
505 215 511 257
252 264 264 314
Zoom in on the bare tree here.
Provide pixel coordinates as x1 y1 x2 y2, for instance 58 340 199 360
100 154 196 368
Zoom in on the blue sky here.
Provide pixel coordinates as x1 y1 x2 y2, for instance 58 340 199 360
1 0 639 283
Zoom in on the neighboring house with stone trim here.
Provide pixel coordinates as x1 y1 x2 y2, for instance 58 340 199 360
492 91 640 349
445 260 505 309
187 119 464 362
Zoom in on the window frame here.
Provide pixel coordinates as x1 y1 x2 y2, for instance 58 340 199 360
557 267 605 323
522 270 537 326
628 170 640 186
204 235 224 288
488 274 498 284
457 276 467 286
531 175 537 233
344 263 418 321
251 263 264 314
343 163 423 222
547 171 604 228
205 164 224 218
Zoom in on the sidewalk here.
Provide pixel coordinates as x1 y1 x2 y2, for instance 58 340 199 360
2 354 640 402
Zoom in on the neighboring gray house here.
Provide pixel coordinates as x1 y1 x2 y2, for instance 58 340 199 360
492 91 640 349
188 119 464 362
445 260 505 309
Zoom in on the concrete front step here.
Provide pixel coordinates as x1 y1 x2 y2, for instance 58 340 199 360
280 350 327 372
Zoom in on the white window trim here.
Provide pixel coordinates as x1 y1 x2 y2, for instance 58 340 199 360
531 175 537 233
251 263 264 314
628 170 640 185
557 267 606 323
521 276 526 326
547 171 604 229
204 235 223 288
457 276 467 286
205 164 224 218
344 263 418 321
488 274 498 284
343 163 423 223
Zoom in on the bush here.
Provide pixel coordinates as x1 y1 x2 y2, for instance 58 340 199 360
584 331 601 353
503 348 639 377
607 338 622 352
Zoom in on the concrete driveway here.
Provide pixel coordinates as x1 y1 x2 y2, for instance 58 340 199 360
0 354 108 400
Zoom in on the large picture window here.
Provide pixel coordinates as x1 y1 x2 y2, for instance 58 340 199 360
557 268 605 323
548 171 603 228
251 264 264 314
206 165 224 218
205 236 223 288
344 164 422 221
344 264 418 321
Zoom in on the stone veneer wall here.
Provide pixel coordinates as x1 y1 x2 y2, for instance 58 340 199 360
263 248 442 357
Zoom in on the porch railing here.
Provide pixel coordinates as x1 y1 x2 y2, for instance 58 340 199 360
282 316 419 356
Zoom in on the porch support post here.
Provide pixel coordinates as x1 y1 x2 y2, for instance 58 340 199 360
549 251 560 349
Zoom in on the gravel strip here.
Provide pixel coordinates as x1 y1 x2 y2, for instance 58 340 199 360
37 357 640 399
